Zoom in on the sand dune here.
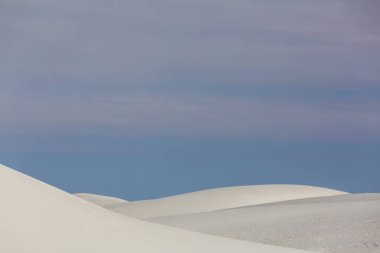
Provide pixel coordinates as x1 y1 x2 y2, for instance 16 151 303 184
0 164 311 253
149 194 380 253
109 185 346 218
75 193 128 207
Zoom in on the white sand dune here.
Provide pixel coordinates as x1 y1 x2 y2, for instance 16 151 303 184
75 193 128 207
0 164 311 253
109 185 346 218
149 194 380 253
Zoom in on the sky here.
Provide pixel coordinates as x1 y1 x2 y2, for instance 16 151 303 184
1 0 379 200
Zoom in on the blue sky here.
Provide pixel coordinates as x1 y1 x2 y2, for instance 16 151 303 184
1 0 379 200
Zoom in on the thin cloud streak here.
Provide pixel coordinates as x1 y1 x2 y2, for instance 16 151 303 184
1 92 379 140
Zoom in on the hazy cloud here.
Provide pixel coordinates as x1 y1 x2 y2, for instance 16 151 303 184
1 0 379 142
1 0 379 87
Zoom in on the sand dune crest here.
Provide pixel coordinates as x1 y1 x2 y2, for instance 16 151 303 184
110 184 346 218
0 164 311 253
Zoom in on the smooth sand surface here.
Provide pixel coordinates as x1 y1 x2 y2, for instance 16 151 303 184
109 185 346 218
0 164 311 253
75 193 128 207
149 194 380 253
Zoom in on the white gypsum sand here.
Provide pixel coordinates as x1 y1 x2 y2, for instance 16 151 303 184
0 164 311 253
108 184 346 218
75 193 128 207
148 194 380 253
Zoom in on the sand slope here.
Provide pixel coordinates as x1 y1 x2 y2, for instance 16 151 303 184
0 164 311 253
109 185 346 218
75 193 128 207
149 194 380 253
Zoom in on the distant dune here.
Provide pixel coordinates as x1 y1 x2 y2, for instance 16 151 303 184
148 194 380 253
0 164 311 253
75 193 128 207
108 184 346 218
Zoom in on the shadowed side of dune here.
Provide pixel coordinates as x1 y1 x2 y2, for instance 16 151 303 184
74 193 128 207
